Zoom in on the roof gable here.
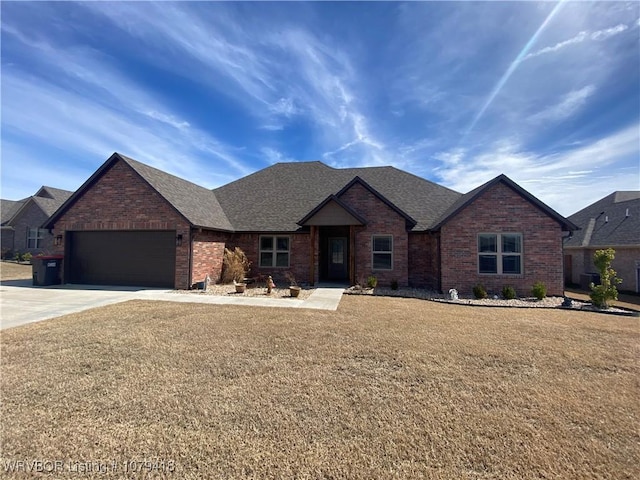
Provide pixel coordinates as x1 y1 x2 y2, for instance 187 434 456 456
336 176 417 228
44 153 233 231
431 174 578 232
1 199 26 225
298 195 367 226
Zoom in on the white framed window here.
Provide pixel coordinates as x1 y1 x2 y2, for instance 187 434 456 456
372 235 393 270
259 236 290 268
478 233 522 275
27 228 45 249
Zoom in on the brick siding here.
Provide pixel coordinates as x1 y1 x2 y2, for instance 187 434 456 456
192 230 230 285
339 183 409 287
440 182 565 296
9 203 55 255
408 232 440 290
49 160 192 288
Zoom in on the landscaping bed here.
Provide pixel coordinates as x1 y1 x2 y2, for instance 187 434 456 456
181 283 315 300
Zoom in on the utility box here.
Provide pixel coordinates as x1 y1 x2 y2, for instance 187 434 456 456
580 273 600 291
32 255 63 286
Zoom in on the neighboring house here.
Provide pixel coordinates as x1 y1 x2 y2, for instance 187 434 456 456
564 191 640 293
1 198 27 255
43 153 577 294
1 186 73 256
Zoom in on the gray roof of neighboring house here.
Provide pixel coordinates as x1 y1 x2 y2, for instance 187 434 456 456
430 174 578 232
564 191 640 248
213 161 462 231
1 199 26 225
2 186 72 227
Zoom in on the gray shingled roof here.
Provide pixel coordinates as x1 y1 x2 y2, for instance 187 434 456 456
213 161 462 231
1 199 26 225
119 155 234 231
564 191 640 247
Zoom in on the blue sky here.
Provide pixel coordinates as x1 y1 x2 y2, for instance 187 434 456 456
1 1 638 216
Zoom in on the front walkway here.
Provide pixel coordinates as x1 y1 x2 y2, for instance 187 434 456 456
0 282 345 330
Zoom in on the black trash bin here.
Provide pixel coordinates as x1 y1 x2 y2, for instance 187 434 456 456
580 272 600 291
32 255 63 286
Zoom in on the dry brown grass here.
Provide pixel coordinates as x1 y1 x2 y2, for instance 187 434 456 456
0 261 31 281
1 296 638 479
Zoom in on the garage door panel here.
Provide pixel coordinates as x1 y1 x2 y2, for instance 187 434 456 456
68 231 176 287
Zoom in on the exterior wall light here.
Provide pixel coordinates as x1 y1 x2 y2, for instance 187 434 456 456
176 234 183 247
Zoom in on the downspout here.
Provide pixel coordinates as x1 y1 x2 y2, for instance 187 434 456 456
188 227 195 290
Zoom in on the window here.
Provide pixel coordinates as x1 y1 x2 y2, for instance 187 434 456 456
478 233 522 275
372 235 393 270
259 236 290 267
27 228 45 249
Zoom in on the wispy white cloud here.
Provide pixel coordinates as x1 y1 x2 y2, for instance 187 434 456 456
523 23 629 60
529 85 596 123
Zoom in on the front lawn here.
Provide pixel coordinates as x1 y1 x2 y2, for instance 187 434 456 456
1 297 638 479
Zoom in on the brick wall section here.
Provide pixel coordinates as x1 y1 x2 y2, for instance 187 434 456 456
192 230 230 285
440 182 565 296
226 233 310 286
339 183 409 287
49 160 193 289
567 246 640 293
408 232 440 290
10 204 55 254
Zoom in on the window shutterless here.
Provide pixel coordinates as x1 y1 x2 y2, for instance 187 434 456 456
478 233 522 275
259 236 290 267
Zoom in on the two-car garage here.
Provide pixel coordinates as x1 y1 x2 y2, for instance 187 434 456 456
65 231 176 288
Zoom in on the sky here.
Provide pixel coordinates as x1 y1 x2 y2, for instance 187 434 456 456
1 1 638 216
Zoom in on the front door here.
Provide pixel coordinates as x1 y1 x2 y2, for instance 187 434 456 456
327 237 348 281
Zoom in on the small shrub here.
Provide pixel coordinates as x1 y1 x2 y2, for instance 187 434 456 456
531 281 546 300
285 271 297 286
222 247 251 284
390 279 399 290
367 275 378 288
502 285 517 300
22 252 33 264
473 284 487 299
589 248 622 309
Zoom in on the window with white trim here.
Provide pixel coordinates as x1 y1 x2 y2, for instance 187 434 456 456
259 236 290 267
478 233 522 275
27 228 45 249
372 235 393 270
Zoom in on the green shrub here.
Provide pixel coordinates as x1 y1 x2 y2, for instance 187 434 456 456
473 284 487 299
390 279 399 290
502 285 517 300
531 281 547 300
222 247 251 284
589 248 622 309
22 252 33 264
367 275 378 288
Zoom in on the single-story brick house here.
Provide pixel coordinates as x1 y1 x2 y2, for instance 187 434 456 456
1 186 73 257
43 153 577 295
564 191 639 293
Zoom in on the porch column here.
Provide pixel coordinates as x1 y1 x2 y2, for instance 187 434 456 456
309 225 316 286
349 225 355 285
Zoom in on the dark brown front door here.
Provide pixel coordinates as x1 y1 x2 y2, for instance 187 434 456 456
327 237 348 281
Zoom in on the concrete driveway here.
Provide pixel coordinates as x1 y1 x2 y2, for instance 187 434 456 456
0 280 162 330
0 281 344 330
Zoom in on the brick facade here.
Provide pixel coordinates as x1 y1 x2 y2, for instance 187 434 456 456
192 230 229 285
9 202 55 255
228 232 311 286
440 182 565 296
49 160 193 289
408 232 440 290
339 183 409 287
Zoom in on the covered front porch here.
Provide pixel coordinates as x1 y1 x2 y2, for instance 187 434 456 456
298 195 366 286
